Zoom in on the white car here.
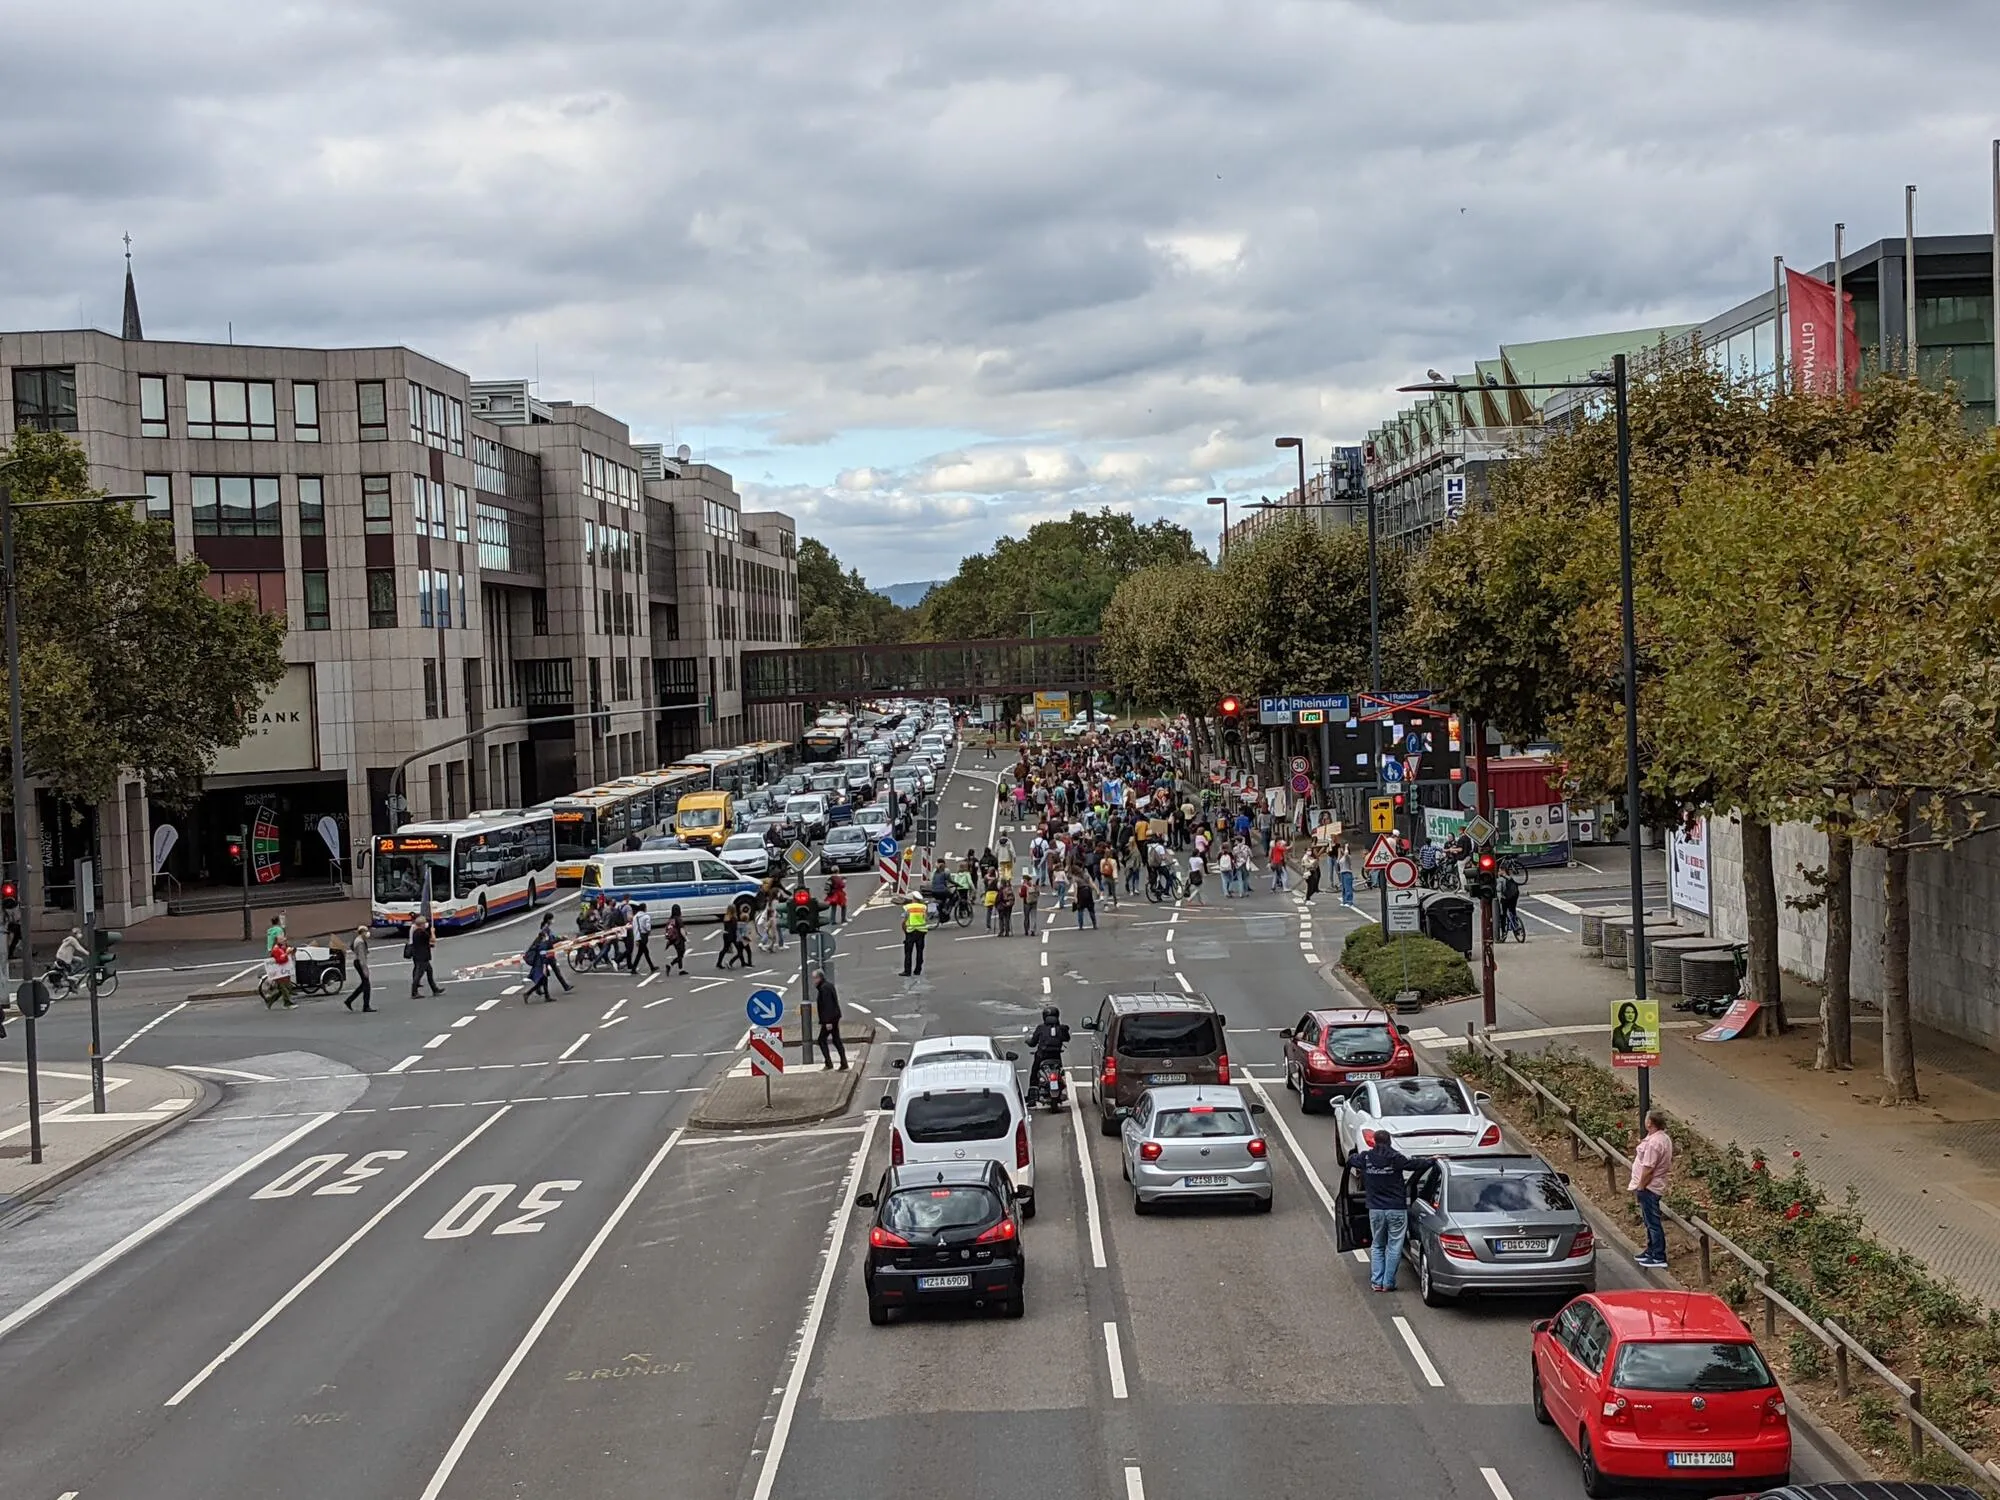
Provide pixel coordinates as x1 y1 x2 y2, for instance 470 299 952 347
895 1034 1012 1072
718 833 772 877
881 1058 1037 1216
1332 1075 1503 1164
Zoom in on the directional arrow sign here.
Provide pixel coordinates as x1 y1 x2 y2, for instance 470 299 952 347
1364 833 1400 872
746 988 784 1027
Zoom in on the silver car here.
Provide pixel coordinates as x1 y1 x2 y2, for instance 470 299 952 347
1119 1085 1273 1214
1403 1154 1596 1306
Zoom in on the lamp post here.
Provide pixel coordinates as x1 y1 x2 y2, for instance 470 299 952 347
1399 360 1645 1121
1204 495 1229 560
1274 437 1306 510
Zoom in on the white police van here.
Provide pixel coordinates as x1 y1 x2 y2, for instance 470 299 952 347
581 849 761 922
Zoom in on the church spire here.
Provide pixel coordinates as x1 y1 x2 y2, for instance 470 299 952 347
121 233 144 341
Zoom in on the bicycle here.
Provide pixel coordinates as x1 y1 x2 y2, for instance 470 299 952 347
43 961 119 1001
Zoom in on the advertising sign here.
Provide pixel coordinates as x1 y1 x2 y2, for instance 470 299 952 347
1033 691 1070 729
1610 998 1661 1069
211 663 318 776
1669 817 1710 917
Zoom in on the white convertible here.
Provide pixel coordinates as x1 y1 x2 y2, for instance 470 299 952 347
1332 1075 1505 1164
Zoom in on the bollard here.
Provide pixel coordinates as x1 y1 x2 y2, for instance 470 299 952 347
1910 1377 1924 1465
1697 1230 1711 1287
1762 1288 1776 1342
1832 1340 1849 1400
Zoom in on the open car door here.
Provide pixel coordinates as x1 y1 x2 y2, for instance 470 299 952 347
1333 1161 1372 1252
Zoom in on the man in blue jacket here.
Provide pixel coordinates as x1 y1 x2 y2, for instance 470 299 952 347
1353 1130 1434 1292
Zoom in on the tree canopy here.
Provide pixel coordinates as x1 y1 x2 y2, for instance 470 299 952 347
796 536 913 646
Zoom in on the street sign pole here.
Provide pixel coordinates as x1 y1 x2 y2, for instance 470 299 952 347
78 857 104 1112
798 931 812 1065
1475 717 1496 1029
240 822 253 943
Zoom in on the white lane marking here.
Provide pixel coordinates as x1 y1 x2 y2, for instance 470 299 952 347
1174 972 1192 993
423 1033 451 1049
1124 1466 1145 1500
557 1033 591 1062
0 1111 338 1347
105 1000 190 1061
642 996 672 1009
1522 908 1569 932
501 984 524 996
681 1123 867 1146
476 996 505 1012
416 1123 690 1500
689 978 731 991
1103 1321 1128 1398
451 1015 476 1028
1039 950 1047 967
387 1055 422 1074
638 972 660 987
1480 1469 1516 1500
601 997 629 1022
1302 951 1319 964
214 964 261 989
747 1113 881 1500
169 1064 275 1083
601 1015 629 1029
875 1016 900 1034
1391 1315 1446 1388
1351 1248 1368 1262
849 1002 872 1014
1166 949 1176 966
1532 893 1583 914
1041 976 1051 996
1066 1083 1108 1270
167 1107 513 1406
1238 1073 1341 1222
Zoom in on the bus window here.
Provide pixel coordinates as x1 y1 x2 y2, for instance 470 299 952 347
376 844 450 904
554 810 597 863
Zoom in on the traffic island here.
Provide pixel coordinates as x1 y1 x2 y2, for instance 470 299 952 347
0 1062 215 1211
688 1027 874 1131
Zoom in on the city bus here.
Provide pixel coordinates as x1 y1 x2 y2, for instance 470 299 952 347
668 741 794 795
543 767 711 882
371 809 557 930
802 715 850 762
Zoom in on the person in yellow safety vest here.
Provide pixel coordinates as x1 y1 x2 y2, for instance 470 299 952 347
901 894 929 977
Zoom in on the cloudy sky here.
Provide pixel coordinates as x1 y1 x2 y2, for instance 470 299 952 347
5 0 1996 584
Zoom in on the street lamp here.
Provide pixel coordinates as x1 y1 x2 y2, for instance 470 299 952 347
1205 495 1230 559
1274 437 1306 510
1398 356 1643 1120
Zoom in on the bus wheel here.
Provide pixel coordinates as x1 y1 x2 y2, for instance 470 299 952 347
528 881 539 910
478 897 488 925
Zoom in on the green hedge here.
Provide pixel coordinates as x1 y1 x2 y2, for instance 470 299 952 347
1342 925 1386 965
1351 934 1474 1004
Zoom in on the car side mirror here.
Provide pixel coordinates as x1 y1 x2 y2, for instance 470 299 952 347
1004 1051 1019 1062
1215 1013 1227 1028
892 1058 906 1070
1081 1017 1098 1031
879 1094 896 1111
1558 1172 1572 1185
1531 1318 1551 1334
1248 1102 1266 1116
855 1191 877 1208
1278 1028 1293 1040
1475 1090 1492 1106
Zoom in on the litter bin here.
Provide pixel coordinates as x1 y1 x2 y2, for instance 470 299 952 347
1418 893 1475 956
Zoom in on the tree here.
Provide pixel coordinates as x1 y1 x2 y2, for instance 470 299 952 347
0 428 289 812
795 536 912 646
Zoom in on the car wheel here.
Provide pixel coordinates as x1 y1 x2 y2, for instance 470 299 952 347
1003 1295 1025 1320
478 896 488 925
868 1298 889 1327
1099 1111 1120 1139
1531 1365 1553 1426
1301 1082 1324 1115
1419 1246 1452 1307
1578 1432 1614 1499
1132 1190 1150 1216
1252 1192 1273 1214
1021 1195 1037 1221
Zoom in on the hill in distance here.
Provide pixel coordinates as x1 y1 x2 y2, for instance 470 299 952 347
875 580 941 608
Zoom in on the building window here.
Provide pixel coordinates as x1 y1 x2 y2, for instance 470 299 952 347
613 657 631 702
303 569 330 630
292 382 320 442
143 473 172 524
191 475 281 536
419 570 434 629
358 380 387 440
367 568 397 628
140 375 169 438
426 388 447 450
476 503 511 571
448 397 465 457
408 381 424 441
298 476 325 536
204 569 286 619
186 378 277 440
12 366 77 432
362 474 392 534
452 484 469 542
457 570 467 629
530 589 548 636
423 659 439 719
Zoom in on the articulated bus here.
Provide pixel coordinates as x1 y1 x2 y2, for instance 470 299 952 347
371 809 558 930
667 741 794 795
544 768 709 884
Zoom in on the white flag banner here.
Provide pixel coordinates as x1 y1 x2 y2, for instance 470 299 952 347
152 823 179 875
315 816 342 862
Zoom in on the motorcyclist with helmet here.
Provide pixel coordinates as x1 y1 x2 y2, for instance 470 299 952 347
1025 1004 1072 1106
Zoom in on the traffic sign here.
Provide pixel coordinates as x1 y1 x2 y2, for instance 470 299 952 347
1289 756 1309 775
1387 889 1422 934
749 1025 785 1077
1463 814 1495 845
1363 833 1399 871
1290 772 1311 795
1456 780 1479 811
876 836 900 859
1381 758 1405 785
1384 856 1419 891
12 979 51 1020
746 988 784 1027
784 841 812 872
1368 796 1395 834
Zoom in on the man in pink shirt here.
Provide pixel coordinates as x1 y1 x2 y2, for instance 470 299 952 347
1629 1109 1674 1267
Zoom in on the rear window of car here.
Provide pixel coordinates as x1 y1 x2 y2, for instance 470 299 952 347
1116 1012 1221 1059
1325 1025 1395 1062
882 1185 1002 1234
1376 1078 1470 1116
911 1049 993 1067
1612 1340 1774 1392
904 1091 1012 1142
1154 1106 1253 1138
1446 1171 1574 1215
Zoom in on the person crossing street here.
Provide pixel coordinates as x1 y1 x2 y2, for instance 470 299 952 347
813 967 847 1070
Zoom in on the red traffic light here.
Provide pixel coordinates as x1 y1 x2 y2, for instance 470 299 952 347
1392 793 1405 810
792 888 811 906
0 879 14 902
1218 695 1240 717
1477 851 1497 873
226 841 243 860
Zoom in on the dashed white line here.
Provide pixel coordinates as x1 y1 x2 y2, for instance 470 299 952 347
451 1015 476 1028
642 996 672 1009
1041 976 1052 995
423 1033 451 1049
476 996 505 1011
638 972 660 987
1480 1468 1516 1500
1103 1321 1128 1398
214 963 261 989
106 1000 190 1061
1124 1466 1146 1500
601 997 629 1021
1174 972 1192 993
387 1055 422 1074
875 1016 900 1034
500 984 524 996
1066 1082 1108 1270
1166 948 1176 965
601 1015 629 1029
557 1034 591 1062
1391 1315 1446 1388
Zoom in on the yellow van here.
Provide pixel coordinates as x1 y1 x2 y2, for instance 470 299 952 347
674 789 735 851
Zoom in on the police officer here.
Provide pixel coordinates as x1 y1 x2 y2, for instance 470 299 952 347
901 892 929 977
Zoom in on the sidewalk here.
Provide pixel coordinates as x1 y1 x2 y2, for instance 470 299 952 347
1436 928 2000 1312
0 1061 209 1209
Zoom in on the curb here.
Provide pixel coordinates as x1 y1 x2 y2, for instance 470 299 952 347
687 1028 875 1133
0 1074 222 1218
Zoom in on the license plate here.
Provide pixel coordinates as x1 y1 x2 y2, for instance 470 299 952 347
1495 1238 1552 1254
1148 1073 1189 1084
917 1274 971 1290
1346 1071 1381 1081
1666 1452 1734 1468
1182 1174 1228 1187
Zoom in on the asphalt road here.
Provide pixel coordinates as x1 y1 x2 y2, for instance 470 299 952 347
0 747 1841 1500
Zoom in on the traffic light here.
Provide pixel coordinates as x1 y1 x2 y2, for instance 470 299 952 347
226 836 244 862
1392 792 1406 813
1 877 15 905
789 887 822 936
1218 694 1242 749
1468 850 1498 899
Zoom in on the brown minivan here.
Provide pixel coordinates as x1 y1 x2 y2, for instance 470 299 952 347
1082 992 1230 1136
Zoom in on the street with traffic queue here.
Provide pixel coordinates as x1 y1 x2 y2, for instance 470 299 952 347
0 737 1848 1500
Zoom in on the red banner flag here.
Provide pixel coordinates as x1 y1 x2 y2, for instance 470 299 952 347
1787 267 1860 395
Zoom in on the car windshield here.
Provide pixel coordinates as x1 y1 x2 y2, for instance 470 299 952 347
1376 1078 1470 1117
903 1091 1011 1143
1613 1340 1775 1393
829 829 867 845
882 1185 1001 1235
1325 1024 1396 1062
1446 1171 1574 1215
1116 1013 1220 1059
1154 1106 1253 1138
680 807 723 828
723 836 763 853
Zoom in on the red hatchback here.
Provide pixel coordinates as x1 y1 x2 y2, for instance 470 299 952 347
1532 1290 1791 1496
1279 1007 1417 1112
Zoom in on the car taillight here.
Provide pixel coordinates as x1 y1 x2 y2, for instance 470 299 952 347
974 1217 1018 1244
1478 1124 1502 1148
1216 1053 1230 1084
1309 1049 1333 1073
1139 1141 1163 1162
1567 1228 1595 1258
869 1226 909 1249
891 1128 904 1166
1601 1395 1630 1425
1015 1120 1030 1169
1439 1232 1477 1261
1763 1393 1788 1424
1101 1056 1117 1089
1245 1137 1267 1159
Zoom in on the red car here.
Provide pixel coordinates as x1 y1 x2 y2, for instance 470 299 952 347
1278 1007 1417 1112
1531 1290 1791 1496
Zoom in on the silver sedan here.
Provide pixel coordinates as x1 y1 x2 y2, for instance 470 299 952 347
1403 1154 1596 1306
1119 1085 1273 1214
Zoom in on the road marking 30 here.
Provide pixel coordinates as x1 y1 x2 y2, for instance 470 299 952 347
424 1180 581 1239
251 1150 408 1199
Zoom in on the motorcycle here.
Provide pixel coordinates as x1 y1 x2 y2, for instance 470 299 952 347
1027 1053 1068 1110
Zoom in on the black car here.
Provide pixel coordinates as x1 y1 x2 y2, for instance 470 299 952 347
822 825 875 871
857 1160 1025 1324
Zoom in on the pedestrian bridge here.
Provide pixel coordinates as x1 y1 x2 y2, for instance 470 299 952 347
742 635 1106 705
